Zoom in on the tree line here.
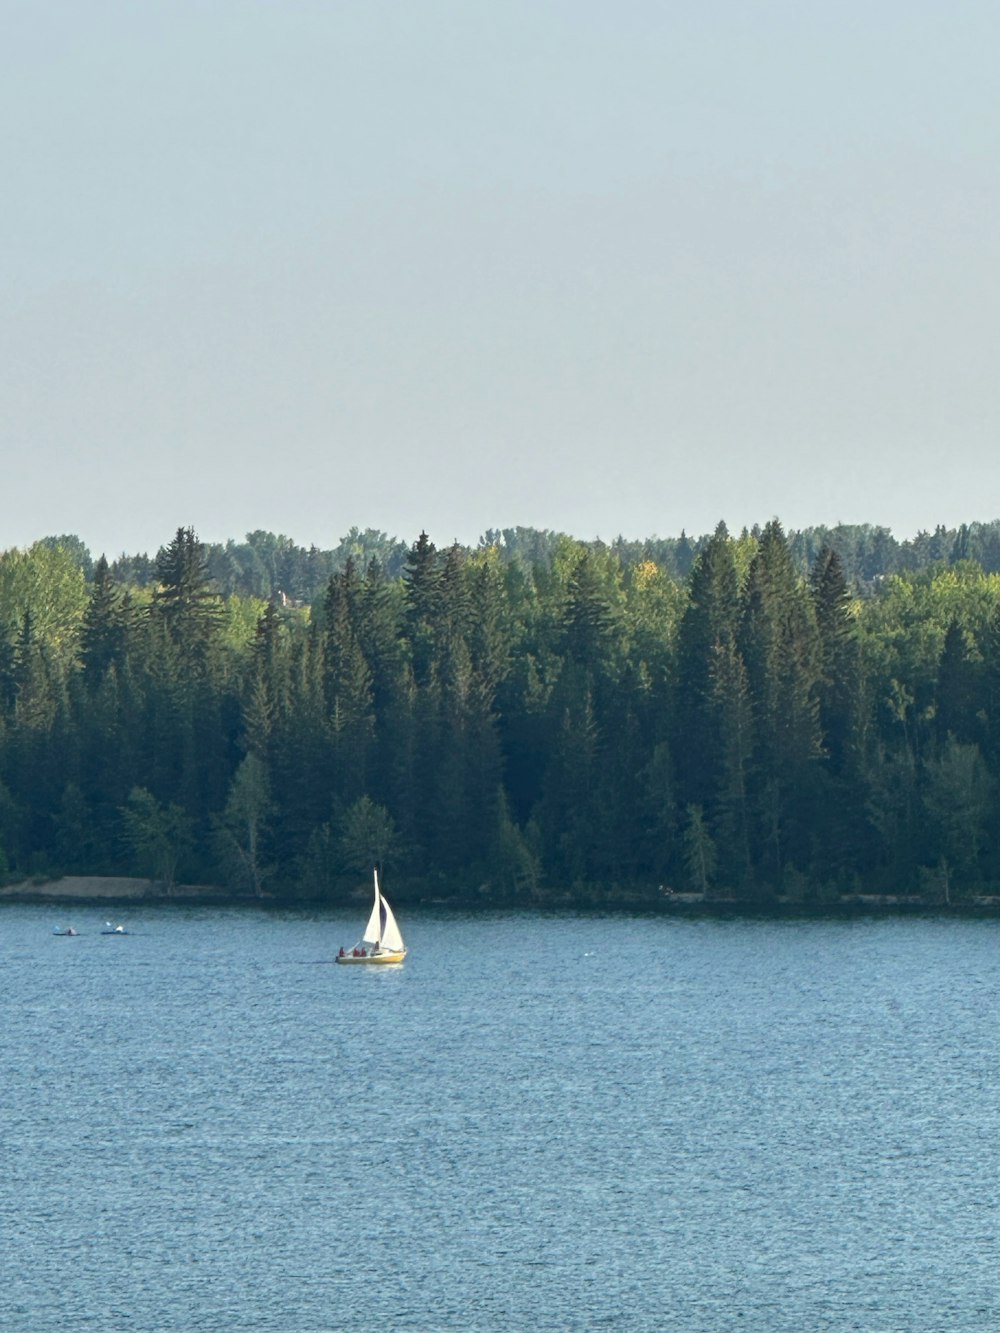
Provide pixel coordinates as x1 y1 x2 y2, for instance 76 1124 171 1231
56 517 1000 605
1 519 999 906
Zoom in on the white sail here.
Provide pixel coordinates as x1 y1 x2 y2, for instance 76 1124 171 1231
359 869 405 952
362 869 383 945
339 866 406 963
378 896 405 953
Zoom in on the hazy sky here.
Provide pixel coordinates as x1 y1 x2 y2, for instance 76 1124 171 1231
3 1 999 558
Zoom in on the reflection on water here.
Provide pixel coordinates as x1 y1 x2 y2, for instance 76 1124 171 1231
1 906 998 1330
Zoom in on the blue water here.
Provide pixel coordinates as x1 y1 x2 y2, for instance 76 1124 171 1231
1 905 998 1331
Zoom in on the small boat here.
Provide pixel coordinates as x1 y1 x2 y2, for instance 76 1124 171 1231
101 922 128 935
336 868 406 965
52 926 78 937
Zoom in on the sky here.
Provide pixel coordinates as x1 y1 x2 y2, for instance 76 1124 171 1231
3 0 999 559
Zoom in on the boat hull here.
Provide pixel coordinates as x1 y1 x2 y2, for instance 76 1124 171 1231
335 950 406 965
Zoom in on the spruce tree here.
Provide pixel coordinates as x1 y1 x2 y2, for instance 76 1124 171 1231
403 531 441 687
810 546 859 775
81 556 130 688
151 527 223 660
674 522 740 811
323 566 375 805
739 520 822 885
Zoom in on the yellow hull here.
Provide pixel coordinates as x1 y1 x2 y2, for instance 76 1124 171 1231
335 950 406 965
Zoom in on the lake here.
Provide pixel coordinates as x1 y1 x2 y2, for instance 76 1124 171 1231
1 904 998 1331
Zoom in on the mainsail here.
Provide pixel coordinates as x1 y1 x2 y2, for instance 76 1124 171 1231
362 869 405 953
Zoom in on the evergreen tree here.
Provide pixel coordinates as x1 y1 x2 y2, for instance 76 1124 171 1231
244 602 287 759
8 513 1000 899
338 795 400 874
810 546 859 774
151 527 223 660
438 543 473 653
739 521 822 885
674 522 740 811
403 531 441 686
269 626 331 868
323 564 375 805
534 670 599 886
468 550 512 695
708 637 753 889
561 549 616 674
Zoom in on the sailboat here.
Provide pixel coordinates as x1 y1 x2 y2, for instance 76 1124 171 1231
336 868 406 965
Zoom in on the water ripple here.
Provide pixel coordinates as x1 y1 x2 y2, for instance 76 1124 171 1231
1 907 998 1330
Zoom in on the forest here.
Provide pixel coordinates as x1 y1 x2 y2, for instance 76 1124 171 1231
2 517 1000 908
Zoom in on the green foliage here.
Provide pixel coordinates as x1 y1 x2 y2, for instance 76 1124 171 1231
922 737 993 883
296 820 339 901
338 796 399 874
212 754 274 896
121 786 194 887
487 789 540 899
151 527 224 660
5 518 1000 904
0 542 88 667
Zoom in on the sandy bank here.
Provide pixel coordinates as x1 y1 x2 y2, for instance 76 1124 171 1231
0 876 223 903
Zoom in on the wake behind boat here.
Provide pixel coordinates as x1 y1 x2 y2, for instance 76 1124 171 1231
336 869 406 965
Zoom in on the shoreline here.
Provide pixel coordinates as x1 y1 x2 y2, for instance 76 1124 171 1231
0 876 229 905
2 875 1000 916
